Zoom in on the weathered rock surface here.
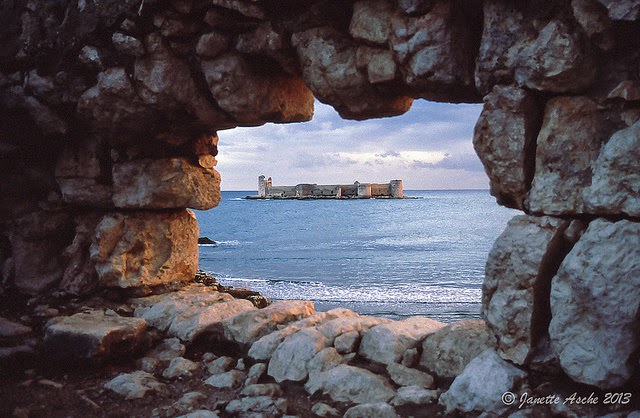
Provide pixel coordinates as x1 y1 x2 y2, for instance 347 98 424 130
584 120 640 217
391 386 438 407
473 86 540 209
248 308 358 360
147 337 185 361
528 97 606 215
306 364 395 404
204 370 245 389
44 311 148 361
483 216 571 365
0 317 31 338
359 317 445 365
549 219 640 389
343 402 397 418
104 371 166 400
420 319 494 377
163 357 199 379
92 210 198 294
439 349 527 415
386 363 434 388
223 300 315 345
112 158 221 210
292 27 412 120
133 285 254 341
7 211 72 295
225 396 287 416
268 328 328 383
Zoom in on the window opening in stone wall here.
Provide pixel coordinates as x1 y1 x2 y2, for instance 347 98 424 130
196 100 519 323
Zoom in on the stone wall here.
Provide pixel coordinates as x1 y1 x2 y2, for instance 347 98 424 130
1 0 639 391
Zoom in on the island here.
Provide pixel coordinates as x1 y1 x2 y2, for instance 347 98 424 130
246 176 404 199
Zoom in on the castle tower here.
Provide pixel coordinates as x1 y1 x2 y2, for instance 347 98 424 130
357 182 372 198
390 180 403 198
258 175 266 197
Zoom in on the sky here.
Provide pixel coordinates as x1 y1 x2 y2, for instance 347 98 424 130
215 99 488 191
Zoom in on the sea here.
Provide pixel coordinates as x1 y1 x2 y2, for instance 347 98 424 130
195 190 520 323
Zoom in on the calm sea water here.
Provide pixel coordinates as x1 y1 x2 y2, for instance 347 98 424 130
195 190 519 322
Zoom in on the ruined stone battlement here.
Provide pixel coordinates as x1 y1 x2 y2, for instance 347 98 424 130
250 176 403 199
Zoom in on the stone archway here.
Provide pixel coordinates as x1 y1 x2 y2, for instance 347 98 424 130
1 0 640 395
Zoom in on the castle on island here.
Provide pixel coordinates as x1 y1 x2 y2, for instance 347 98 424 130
247 176 404 199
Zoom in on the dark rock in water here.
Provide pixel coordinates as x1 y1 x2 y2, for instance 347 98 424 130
194 270 219 288
247 295 270 309
198 237 217 245
226 287 261 299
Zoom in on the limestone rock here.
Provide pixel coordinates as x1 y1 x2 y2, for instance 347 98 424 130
356 46 398 84
177 411 219 418
163 357 198 379
59 214 103 296
474 0 529 94
473 85 540 209
316 314 390 341
147 338 185 361
334 330 359 353
349 0 394 45
91 210 198 294
207 356 235 375
391 386 438 406
268 328 329 382
112 158 220 210
55 138 111 207
305 364 395 404
390 2 477 101
549 219 640 389
397 0 435 15
245 362 266 386
223 300 315 345
528 96 605 215
201 53 313 126
571 0 614 50
292 27 412 120
112 33 145 57
77 67 154 138
249 308 358 360
584 120 640 217
0 317 31 338
515 20 596 93
135 290 254 342
225 397 287 416
306 347 345 380
44 311 148 362
386 363 434 388
311 402 339 418
482 216 572 365
195 32 229 59
343 403 397 418
359 317 445 365
240 383 283 398
597 0 640 20
204 370 245 389
104 371 165 400
7 211 72 295
133 33 230 130
439 349 526 415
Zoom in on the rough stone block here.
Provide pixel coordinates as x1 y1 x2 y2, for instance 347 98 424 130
112 158 220 210
482 216 572 365
91 210 198 294
549 219 640 389
44 310 148 362
473 85 541 209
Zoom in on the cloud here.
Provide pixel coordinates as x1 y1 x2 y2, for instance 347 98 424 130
215 99 486 190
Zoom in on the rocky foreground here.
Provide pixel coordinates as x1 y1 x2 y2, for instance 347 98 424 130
1 275 639 418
